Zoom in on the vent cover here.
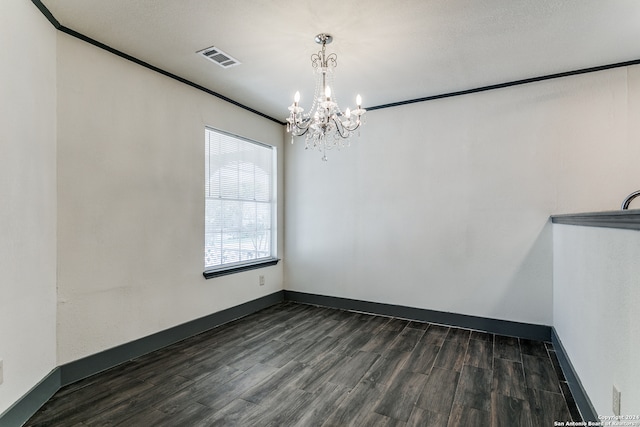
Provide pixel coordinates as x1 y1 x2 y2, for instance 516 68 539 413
197 46 241 68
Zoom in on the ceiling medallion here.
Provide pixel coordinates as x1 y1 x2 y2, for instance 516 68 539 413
286 33 366 161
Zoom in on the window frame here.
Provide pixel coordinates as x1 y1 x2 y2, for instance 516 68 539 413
203 127 278 279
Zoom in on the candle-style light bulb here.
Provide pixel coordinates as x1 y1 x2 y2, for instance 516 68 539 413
325 86 332 100
294 91 300 104
356 94 362 108
345 108 351 118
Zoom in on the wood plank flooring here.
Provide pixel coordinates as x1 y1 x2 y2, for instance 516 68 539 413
25 302 582 426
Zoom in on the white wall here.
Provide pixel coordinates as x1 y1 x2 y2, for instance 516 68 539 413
553 224 640 416
285 65 640 326
0 0 58 415
551 64 640 419
55 33 285 364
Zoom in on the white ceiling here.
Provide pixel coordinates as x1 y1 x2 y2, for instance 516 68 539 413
40 0 640 121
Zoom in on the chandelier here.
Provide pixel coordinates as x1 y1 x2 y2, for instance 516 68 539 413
286 33 366 161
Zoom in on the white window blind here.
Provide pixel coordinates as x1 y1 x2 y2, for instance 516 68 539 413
205 128 275 270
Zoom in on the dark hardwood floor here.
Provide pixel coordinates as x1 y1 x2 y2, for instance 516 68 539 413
25 302 581 426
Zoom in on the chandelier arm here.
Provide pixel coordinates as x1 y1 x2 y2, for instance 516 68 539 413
291 120 311 136
325 53 337 69
297 116 312 129
341 120 361 133
330 116 352 139
311 52 322 68
292 127 310 137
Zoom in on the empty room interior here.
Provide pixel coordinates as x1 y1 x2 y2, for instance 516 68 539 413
2 0 640 425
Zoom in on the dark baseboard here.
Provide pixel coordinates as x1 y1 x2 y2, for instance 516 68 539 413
0 368 61 427
60 290 285 386
3 290 596 426
552 328 599 422
284 290 552 341
0 291 284 426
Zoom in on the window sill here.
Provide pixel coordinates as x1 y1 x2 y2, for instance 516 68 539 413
203 258 280 279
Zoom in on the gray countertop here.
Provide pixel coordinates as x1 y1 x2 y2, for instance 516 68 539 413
551 209 640 230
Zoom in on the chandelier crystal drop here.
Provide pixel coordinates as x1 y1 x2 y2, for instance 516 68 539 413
286 33 366 161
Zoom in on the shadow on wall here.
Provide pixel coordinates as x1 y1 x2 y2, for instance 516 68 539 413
486 219 553 325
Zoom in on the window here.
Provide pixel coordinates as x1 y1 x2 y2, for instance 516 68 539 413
204 128 277 278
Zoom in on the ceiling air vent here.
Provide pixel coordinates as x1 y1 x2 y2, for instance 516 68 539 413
197 46 241 68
